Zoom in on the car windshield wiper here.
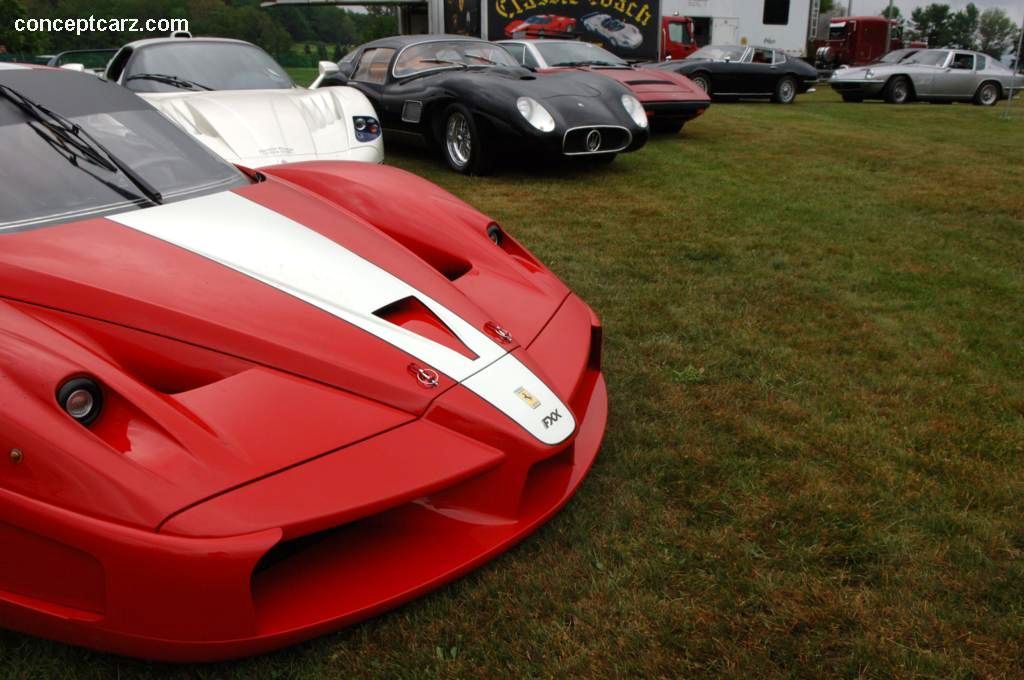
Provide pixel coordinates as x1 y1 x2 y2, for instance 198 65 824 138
467 54 500 65
0 83 163 205
418 59 467 69
552 60 623 67
125 73 213 91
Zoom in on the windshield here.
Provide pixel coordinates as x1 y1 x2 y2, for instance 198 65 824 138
902 50 949 67
124 41 294 92
393 40 519 77
879 49 917 64
524 16 549 24
0 69 246 231
534 41 627 67
601 17 625 31
688 45 746 61
828 22 848 40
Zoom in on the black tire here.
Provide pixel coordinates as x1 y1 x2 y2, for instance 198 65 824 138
885 76 912 104
772 76 797 104
690 73 711 94
841 94 863 103
439 103 493 175
974 81 1000 106
651 119 684 134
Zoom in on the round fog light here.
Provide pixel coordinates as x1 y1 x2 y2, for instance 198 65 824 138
57 377 103 425
65 389 94 419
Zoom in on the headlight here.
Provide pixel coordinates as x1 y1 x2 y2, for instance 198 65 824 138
352 116 381 142
621 94 648 128
516 97 555 132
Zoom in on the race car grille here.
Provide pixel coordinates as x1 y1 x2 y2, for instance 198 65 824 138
562 126 631 156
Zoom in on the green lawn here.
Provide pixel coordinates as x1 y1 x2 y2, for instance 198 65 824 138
288 67 319 88
3 89 1023 678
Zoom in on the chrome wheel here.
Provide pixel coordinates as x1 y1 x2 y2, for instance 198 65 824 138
777 78 796 103
692 75 709 93
888 77 910 104
445 112 472 169
978 83 998 106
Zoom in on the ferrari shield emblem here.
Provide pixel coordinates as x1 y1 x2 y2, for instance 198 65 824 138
514 386 541 409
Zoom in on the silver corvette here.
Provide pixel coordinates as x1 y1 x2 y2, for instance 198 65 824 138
830 48 1023 105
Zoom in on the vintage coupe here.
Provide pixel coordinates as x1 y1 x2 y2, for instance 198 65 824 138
311 35 649 174
0 63 607 661
504 15 577 38
829 48 1024 105
98 35 382 166
655 44 819 104
499 38 710 133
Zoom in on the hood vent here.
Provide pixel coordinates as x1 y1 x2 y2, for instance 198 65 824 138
374 297 478 360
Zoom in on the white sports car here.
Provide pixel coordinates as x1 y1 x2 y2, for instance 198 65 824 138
581 13 643 50
99 36 383 167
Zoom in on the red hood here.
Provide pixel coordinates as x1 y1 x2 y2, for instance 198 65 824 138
0 168 572 529
542 65 710 103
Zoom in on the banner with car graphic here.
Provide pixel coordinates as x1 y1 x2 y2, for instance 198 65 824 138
488 0 661 61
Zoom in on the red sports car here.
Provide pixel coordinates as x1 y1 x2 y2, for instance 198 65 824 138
499 38 711 133
0 63 607 661
504 15 577 39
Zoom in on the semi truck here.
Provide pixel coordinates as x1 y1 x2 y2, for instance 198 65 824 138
812 15 914 71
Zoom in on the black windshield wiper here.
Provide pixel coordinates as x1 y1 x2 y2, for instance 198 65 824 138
554 60 624 68
125 73 213 91
418 59 467 69
0 83 163 205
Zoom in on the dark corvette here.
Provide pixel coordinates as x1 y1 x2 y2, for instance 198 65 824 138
311 35 649 173
655 45 818 104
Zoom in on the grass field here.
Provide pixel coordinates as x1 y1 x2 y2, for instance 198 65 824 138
2 88 1023 678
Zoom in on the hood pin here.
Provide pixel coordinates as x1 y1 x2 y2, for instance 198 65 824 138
408 364 440 388
485 322 514 344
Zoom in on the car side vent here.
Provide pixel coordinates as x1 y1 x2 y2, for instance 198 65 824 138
374 297 477 359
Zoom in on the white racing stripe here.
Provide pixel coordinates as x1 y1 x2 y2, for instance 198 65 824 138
110 191 576 445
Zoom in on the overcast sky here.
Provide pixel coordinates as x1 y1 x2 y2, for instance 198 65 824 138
846 0 1024 23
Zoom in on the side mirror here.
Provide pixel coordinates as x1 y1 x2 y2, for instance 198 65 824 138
318 61 340 77
60 63 85 72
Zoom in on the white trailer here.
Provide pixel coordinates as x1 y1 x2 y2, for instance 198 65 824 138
662 0 813 56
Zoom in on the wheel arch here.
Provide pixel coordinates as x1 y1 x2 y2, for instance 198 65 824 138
976 79 1002 99
884 73 916 98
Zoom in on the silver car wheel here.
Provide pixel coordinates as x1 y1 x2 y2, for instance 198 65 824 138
445 112 472 168
692 75 709 93
778 78 796 103
978 83 998 106
889 77 910 104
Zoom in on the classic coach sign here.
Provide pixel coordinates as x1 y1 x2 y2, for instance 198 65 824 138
488 0 661 60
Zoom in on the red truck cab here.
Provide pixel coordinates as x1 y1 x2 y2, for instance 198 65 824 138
661 16 698 61
813 16 904 70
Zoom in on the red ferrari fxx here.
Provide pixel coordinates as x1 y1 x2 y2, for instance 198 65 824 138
0 63 607 661
504 15 577 39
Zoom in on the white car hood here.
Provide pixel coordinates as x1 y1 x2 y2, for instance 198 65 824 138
141 87 375 167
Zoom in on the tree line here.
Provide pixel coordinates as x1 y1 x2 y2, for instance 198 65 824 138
0 0 397 62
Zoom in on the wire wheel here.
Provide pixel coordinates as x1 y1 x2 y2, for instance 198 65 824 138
445 111 472 169
691 74 710 93
775 77 796 104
